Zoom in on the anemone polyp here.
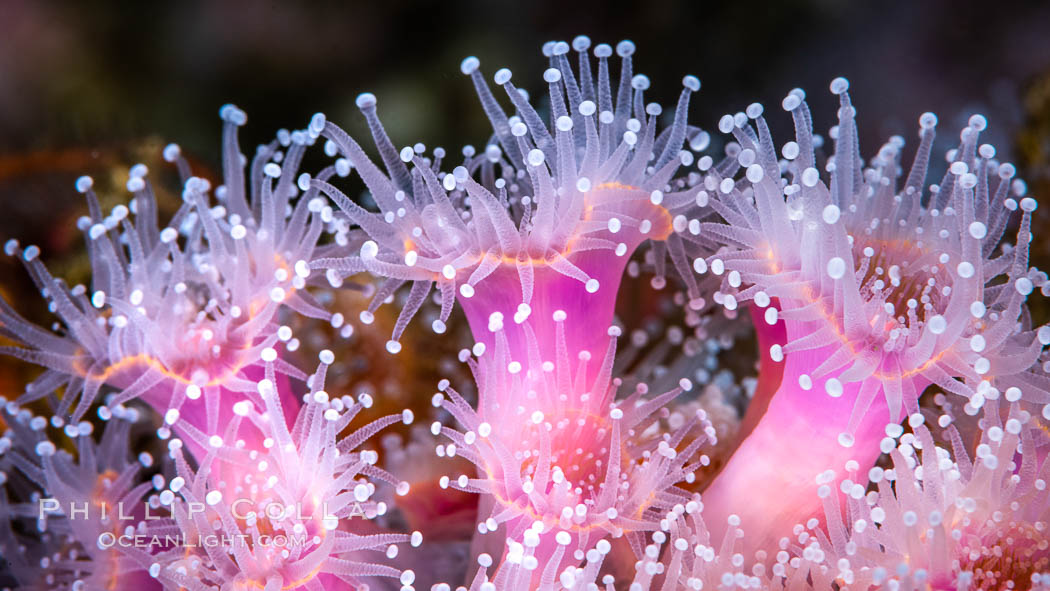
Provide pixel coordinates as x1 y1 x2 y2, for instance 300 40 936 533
455 497 837 590
433 315 714 586
705 80 1042 430
0 403 165 590
697 78 1046 559
311 37 712 359
610 500 842 591
153 360 414 590
0 105 335 453
814 410 1050 590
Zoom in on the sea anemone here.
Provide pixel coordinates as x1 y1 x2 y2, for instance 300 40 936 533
696 78 1046 557
151 358 418 590
310 37 710 365
0 105 335 458
449 496 834 590
432 310 715 586
814 408 1050 590
610 500 838 591
0 401 164 590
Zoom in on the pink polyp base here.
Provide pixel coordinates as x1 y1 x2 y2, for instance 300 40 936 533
454 188 672 582
458 252 627 371
701 353 889 558
458 187 666 385
112 568 165 591
700 307 927 560
733 303 787 444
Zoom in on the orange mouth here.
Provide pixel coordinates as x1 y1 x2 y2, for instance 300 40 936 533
403 182 673 281
762 240 949 380
476 407 657 533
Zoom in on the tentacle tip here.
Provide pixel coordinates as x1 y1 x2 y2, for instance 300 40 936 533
355 92 378 109
218 103 247 126
75 175 94 193
829 76 850 95
460 56 480 75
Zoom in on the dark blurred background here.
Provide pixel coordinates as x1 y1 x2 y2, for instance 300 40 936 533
1 0 1050 299
4 0 1050 159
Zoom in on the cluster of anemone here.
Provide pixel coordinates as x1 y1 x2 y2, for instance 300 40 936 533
1 34 1049 591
